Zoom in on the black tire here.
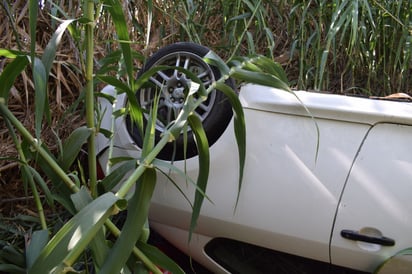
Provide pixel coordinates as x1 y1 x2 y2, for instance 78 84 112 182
126 42 235 160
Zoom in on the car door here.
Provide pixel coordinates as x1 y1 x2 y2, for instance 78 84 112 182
331 123 412 273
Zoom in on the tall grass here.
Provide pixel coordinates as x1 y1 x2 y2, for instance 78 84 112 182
136 0 411 95
0 0 290 273
1 0 410 96
0 0 411 272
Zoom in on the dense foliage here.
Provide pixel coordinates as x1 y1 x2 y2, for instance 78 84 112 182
123 0 411 94
0 0 410 273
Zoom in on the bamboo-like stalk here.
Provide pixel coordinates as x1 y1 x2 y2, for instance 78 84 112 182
0 99 79 194
104 216 163 274
4 118 48 230
0 97 165 271
84 0 97 198
115 135 170 199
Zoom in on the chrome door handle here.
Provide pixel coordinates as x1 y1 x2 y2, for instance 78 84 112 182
341 229 395 246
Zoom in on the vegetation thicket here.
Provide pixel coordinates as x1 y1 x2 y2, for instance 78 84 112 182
0 0 410 273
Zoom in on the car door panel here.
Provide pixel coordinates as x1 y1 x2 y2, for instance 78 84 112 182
150 105 371 264
331 123 412 272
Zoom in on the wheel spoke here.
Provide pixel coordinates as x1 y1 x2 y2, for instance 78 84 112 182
158 98 167 109
197 70 209 79
157 70 170 82
183 56 191 70
140 96 153 108
149 76 165 89
130 43 235 160
173 54 181 77
197 101 211 112
166 105 174 124
140 50 219 132
201 79 213 86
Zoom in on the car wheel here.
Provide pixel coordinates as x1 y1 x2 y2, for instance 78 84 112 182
126 42 235 160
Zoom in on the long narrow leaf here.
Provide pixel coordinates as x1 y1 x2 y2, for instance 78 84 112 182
27 165 54 207
374 247 412 274
29 0 37 61
70 188 111 270
100 159 137 192
0 264 25 274
252 56 289 83
203 50 230 76
0 55 29 100
231 67 290 91
215 82 246 208
28 192 123 274
97 75 133 94
32 57 47 138
58 126 92 171
100 169 157 274
187 114 209 240
136 241 185 274
25 230 49 269
103 0 134 88
42 19 75 77
141 86 159 157
153 159 214 205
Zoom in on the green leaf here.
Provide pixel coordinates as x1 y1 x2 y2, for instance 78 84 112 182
0 55 29 100
227 12 252 22
59 126 92 171
32 57 47 138
22 140 76 214
318 50 329 91
42 19 75 77
374 247 412 274
28 192 121 274
100 168 157 274
145 0 153 47
204 50 230 75
141 90 158 157
71 186 93 210
0 244 25 267
25 230 49 268
98 74 143 136
70 188 111 270
27 166 54 207
153 159 213 206
0 48 24 58
252 56 289 83
97 75 133 94
246 31 255 55
136 241 185 274
103 0 134 88
29 0 37 61
231 67 290 91
215 82 246 208
99 159 137 192
187 114 209 240
0 264 25 274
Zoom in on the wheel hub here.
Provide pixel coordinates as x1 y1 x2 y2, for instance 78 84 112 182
164 76 189 107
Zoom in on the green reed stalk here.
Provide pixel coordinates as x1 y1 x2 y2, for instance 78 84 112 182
0 100 79 194
4 118 47 230
84 0 97 198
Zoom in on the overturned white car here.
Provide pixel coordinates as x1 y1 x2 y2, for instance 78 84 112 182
96 43 412 273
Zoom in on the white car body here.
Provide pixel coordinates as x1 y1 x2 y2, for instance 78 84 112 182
97 84 412 273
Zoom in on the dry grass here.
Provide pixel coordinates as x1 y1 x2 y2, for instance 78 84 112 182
0 1 85 215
